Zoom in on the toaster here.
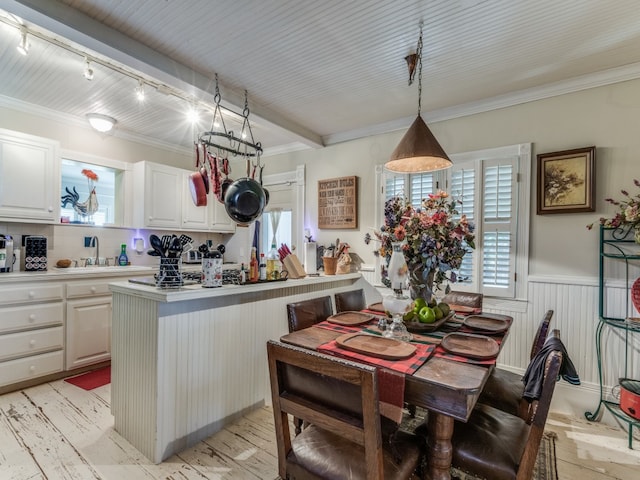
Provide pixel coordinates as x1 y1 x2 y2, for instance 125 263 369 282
183 250 203 264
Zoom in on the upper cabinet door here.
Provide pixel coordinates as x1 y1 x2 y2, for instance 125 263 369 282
181 171 211 231
0 129 60 223
133 161 182 229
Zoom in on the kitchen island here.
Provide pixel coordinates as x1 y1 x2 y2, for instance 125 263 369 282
109 272 376 463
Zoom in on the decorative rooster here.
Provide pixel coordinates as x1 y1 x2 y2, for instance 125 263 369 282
61 168 99 218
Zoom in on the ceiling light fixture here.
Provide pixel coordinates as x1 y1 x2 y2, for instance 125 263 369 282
16 27 29 55
135 79 145 101
385 22 452 173
83 57 94 80
86 113 116 133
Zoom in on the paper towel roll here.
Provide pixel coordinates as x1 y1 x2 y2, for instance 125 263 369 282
304 242 317 274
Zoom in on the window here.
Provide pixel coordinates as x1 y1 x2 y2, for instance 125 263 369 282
379 143 531 300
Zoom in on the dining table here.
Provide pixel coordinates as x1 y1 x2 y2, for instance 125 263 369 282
279 307 513 480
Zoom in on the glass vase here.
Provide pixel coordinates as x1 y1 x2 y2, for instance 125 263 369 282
387 242 408 290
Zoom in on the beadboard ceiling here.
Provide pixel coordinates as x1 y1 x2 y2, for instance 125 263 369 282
3 0 640 157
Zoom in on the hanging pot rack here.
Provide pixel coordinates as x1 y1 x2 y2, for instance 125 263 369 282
197 74 263 160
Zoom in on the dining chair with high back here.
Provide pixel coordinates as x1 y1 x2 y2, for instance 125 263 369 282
286 296 333 333
267 340 423 480
335 288 366 313
440 290 483 309
448 330 564 480
478 309 554 419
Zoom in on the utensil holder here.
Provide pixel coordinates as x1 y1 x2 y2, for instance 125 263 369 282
322 256 338 275
156 257 183 288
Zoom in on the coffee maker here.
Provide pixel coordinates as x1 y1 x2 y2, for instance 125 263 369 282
0 234 15 272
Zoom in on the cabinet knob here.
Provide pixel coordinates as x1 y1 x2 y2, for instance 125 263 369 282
29 314 36 321
48 206 53 212
29 339 36 347
90 287 97 293
28 291 35 299
29 365 36 373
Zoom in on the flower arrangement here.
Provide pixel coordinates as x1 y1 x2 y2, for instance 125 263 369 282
365 191 475 299
587 179 640 241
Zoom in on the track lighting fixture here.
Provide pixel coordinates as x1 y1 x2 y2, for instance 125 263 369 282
16 27 29 56
83 57 94 80
135 80 145 101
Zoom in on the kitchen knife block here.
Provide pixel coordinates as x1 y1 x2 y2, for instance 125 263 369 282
282 254 306 279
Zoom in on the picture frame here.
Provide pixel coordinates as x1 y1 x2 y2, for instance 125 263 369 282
536 146 595 214
318 176 358 229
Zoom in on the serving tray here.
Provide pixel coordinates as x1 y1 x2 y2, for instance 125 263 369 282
448 304 478 314
404 311 455 333
335 333 416 360
328 311 375 326
366 302 386 314
441 333 499 359
463 315 510 333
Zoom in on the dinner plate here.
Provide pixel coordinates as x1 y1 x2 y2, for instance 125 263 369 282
404 311 454 333
335 333 416 360
328 311 375 326
463 315 509 333
441 333 499 359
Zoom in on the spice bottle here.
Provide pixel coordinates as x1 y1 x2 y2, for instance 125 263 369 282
259 253 267 281
249 247 259 283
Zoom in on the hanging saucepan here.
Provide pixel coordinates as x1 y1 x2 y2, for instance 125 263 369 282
223 158 266 225
189 144 208 207
220 157 233 203
260 164 269 206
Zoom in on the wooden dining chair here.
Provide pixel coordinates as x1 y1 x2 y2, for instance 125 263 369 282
285 296 333 434
448 330 563 480
335 288 366 313
286 296 333 333
267 340 422 480
478 309 554 419
440 290 483 309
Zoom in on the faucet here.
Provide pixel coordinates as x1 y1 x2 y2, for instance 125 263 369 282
91 236 99 266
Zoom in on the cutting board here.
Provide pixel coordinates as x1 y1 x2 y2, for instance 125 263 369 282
335 333 416 359
441 333 499 359
328 311 375 326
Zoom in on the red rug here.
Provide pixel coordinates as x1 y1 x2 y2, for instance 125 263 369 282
64 366 111 390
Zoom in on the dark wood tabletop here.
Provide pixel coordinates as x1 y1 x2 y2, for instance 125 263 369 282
279 315 512 480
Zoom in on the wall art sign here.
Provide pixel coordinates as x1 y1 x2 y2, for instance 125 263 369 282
318 175 358 229
536 146 596 214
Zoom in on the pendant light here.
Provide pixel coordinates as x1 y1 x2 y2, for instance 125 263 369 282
385 23 452 173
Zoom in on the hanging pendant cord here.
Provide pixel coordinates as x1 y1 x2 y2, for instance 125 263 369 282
417 23 423 117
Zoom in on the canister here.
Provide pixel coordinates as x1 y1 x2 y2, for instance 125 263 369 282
202 250 223 288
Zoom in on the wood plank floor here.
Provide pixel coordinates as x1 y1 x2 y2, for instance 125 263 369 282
0 378 639 479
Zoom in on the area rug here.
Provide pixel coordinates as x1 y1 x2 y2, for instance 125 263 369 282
64 366 111 390
399 408 558 480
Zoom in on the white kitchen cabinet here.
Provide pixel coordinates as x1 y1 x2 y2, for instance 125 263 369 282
65 296 112 369
133 161 182 229
133 160 236 232
0 128 60 223
0 283 64 388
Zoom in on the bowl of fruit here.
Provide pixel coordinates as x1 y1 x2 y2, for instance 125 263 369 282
403 298 454 332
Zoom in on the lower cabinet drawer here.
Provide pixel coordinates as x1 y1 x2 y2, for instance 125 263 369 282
0 350 64 387
0 302 64 334
0 327 64 362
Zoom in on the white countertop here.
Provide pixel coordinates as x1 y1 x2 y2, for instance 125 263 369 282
109 272 362 303
0 265 155 284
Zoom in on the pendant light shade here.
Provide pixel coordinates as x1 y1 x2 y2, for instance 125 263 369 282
385 23 452 174
385 116 452 173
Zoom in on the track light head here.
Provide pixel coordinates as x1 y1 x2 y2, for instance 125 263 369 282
17 28 29 56
83 57 94 80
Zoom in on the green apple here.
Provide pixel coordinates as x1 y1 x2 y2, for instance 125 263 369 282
418 306 436 323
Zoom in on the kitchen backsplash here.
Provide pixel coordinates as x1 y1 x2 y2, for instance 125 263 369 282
0 222 230 269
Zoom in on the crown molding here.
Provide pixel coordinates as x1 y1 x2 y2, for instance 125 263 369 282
324 61 640 146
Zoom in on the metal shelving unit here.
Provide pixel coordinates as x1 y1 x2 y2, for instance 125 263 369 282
585 224 640 448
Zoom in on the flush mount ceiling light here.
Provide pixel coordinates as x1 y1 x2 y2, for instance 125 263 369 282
83 57 94 80
385 22 452 173
86 113 116 133
16 27 29 55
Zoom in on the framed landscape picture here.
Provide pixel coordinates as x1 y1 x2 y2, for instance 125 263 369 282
536 146 595 214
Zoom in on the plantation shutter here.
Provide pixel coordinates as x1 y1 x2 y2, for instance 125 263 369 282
481 158 517 297
410 173 435 207
450 166 476 287
385 173 405 200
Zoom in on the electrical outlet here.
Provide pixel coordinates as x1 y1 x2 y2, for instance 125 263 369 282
84 236 92 247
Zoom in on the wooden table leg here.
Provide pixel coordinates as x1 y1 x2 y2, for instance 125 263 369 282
424 412 454 480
